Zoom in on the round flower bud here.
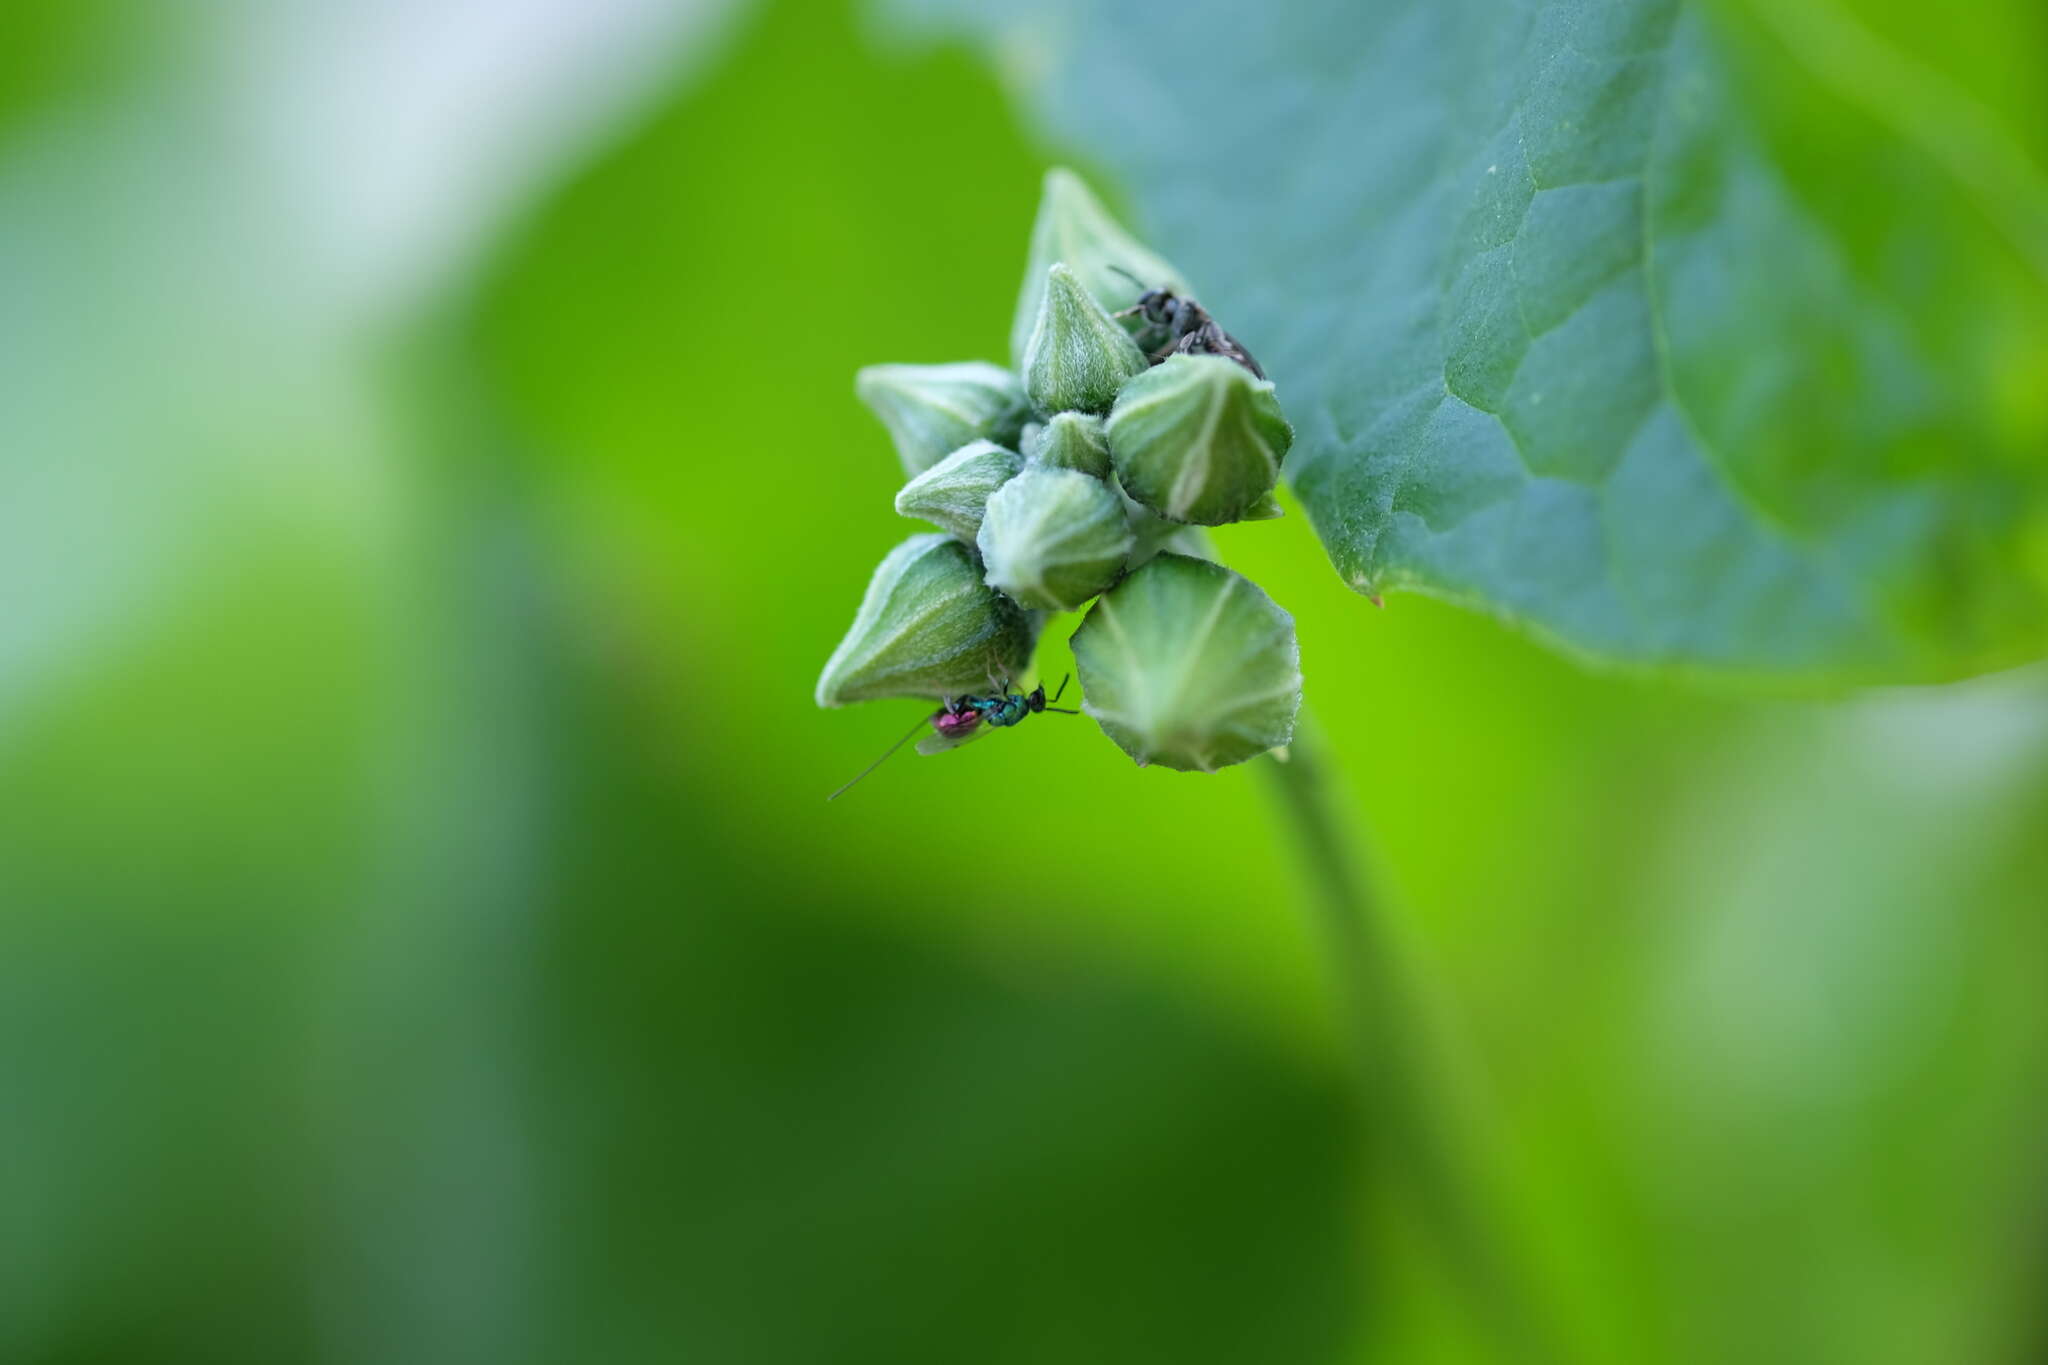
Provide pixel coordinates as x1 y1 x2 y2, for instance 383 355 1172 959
816 534 1035 706
1010 167 1191 369
1070 553 1300 772
894 439 1022 541
855 362 1029 476
976 467 1134 611
1022 264 1149 417
1106 354 1293 525
1023 411 1111 479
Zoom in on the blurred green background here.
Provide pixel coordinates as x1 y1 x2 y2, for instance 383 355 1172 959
4 1 2046 1362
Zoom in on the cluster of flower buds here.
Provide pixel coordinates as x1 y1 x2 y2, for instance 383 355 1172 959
815 170 1302 772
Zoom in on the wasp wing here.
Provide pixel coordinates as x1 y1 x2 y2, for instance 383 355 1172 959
1175 324 1264 379
916 724 997 757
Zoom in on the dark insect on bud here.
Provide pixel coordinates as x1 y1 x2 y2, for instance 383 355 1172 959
1108 265 1265 379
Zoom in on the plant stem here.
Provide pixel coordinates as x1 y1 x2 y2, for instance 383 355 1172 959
1259 715 1566 1365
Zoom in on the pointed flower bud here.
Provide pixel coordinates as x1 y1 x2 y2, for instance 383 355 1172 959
1023 411 1110 479
1011 167 1190 368
894 439 1022 541
1242 491 1285 521
1070 553 1300 772
816 534 1035 706
1106 354 1292 525
855 362 1029 475
1022 264 1149 416
976 467 1134 611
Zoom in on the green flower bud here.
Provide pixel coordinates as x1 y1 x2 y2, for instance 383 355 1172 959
1070 553 1300 772
816 534 1035 706
1011 167 1190 369
893 439 1022 541
1106 354 1293 525
1022 264 1149 417
976 466 1134 611
855 362 1029 475
1242 491 1285 521
1023 411 1110 478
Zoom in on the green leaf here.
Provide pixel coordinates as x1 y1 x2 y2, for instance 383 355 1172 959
879 0 2048 682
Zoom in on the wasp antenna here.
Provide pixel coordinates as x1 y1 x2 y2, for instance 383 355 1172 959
1107 263 1147 289
1043 707 1081 716
1048 674 1071 704
827 713 931 801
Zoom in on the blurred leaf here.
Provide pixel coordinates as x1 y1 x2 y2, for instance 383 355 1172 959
514 656 1367 1365
879 0 2048 682
1613 674 2048 1364
0 0 121 138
